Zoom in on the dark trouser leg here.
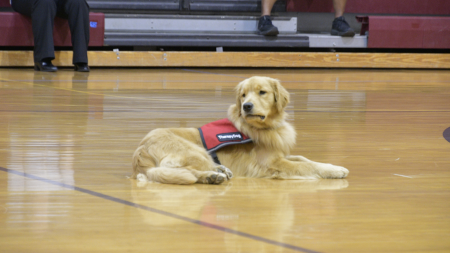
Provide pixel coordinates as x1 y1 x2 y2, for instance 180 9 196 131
32 0 58 62
59 0 90 64
12 0 57 63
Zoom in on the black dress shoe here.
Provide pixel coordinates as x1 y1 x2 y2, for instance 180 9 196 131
34 61 58 72
74 63 90 72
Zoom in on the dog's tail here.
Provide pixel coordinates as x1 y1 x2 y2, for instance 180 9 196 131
131 144 156 179
132 145 197 185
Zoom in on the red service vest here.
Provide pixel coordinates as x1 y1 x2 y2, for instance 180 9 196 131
198 118 252 153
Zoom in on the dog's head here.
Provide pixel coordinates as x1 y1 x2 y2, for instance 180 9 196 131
229 76 290 129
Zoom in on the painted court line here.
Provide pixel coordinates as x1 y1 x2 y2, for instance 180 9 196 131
393 174 413 178
180 68 248 79
0 167 321 253
180 69 450 84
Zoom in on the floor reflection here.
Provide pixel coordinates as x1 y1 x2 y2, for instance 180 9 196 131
131 178 348 252
2 71 93 232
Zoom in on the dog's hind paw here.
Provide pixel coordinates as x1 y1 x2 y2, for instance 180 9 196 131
216 165 233 179
136 173 148 182
206 172 227 185
136 173 149 187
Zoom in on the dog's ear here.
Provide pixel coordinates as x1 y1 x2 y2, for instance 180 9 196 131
270 78 290 112
234 80 245 115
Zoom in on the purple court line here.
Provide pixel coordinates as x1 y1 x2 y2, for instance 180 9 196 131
0 166 322 253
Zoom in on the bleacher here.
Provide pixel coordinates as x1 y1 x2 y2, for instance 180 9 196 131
1 0 449 50
0 0 449 68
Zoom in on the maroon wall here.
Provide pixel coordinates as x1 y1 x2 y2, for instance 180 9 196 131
366 16 450 48
0 12 104 46
286 0 450 15
0 0 9 7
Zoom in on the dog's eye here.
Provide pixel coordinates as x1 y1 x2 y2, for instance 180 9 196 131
259 91 266 95
242 94 246 98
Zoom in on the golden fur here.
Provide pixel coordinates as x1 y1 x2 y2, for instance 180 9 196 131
132 76 349 185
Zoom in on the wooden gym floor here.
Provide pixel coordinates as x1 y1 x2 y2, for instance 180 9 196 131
0 67 449 253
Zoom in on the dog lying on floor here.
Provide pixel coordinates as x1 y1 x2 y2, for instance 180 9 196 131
132 76 349 185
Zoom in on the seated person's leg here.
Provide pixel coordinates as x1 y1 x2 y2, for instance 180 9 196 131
12 0 58 71
258 0 279 36
59 0 90 72
331 0 355 37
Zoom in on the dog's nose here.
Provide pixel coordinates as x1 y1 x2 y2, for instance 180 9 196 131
243 103 253 112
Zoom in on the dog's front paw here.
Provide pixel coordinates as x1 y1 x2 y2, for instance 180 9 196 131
205 172 227 185
216 165 233 180
316 163 349 179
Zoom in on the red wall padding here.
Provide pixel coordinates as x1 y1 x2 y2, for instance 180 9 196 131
286 0 450 15
366 16 450 49
0 0 9 7
0 12 104 46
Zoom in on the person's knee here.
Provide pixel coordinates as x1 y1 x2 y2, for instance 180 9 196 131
34 0 57 9
65 0 89 9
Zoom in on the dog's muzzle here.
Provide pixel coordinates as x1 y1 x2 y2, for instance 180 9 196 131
242 102 265 120
243 102 253 113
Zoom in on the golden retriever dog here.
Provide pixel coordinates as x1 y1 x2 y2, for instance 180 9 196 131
132 76 349 185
